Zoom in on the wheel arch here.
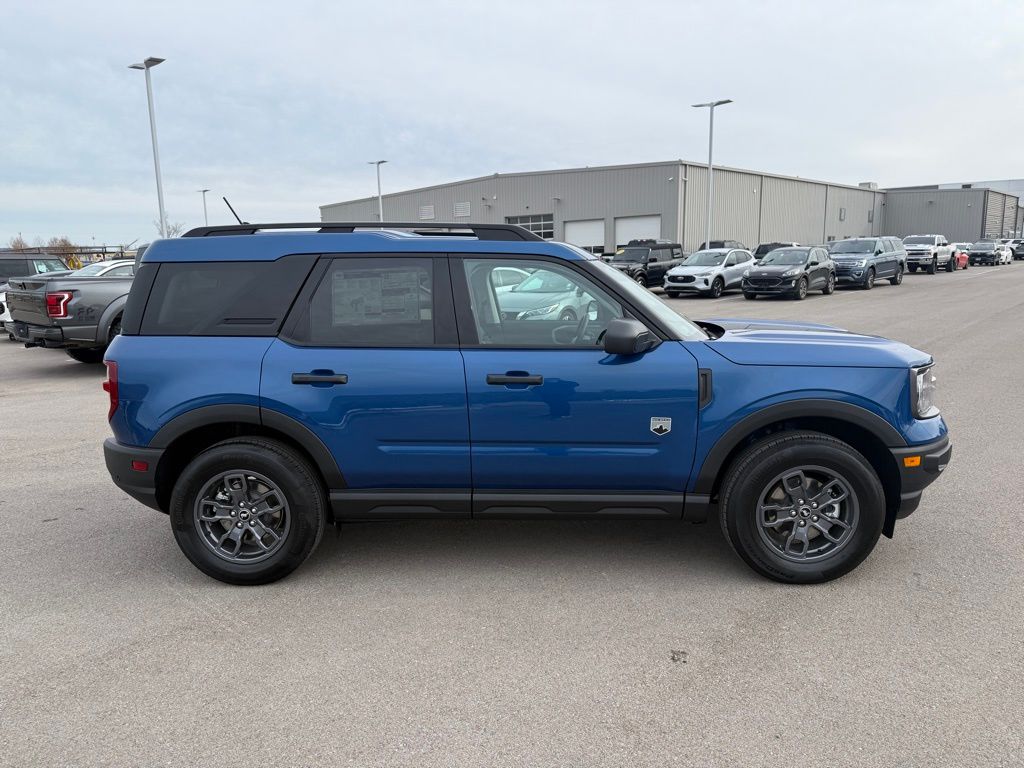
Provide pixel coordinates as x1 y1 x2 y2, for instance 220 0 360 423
695 401 905 537
96 295 129 345
149 405 345 515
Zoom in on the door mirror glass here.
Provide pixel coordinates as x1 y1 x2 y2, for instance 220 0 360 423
648 255 658 263
603 318 658 356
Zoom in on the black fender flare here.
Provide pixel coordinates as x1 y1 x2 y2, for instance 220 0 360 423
692 399 906 496
149 404 346 489
95 294 129 345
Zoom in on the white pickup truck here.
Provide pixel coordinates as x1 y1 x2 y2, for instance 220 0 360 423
902 234 954 274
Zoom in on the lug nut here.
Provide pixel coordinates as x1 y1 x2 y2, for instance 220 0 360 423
812 515 819 522
799 521 806 527
811 503 818 509
236 522 243 528
790 510 796 517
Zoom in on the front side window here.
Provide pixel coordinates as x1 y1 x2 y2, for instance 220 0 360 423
831 239 877 255
462 258 622 348
611 247 649 264
300 258 434 347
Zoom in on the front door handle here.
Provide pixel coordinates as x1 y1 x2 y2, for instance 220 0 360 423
292 372 348 385
487 373 543 386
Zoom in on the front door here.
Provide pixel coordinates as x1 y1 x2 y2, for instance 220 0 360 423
261 255 471 515
454 255 700 517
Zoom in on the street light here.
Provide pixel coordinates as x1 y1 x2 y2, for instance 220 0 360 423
367 160 387 223
692 99 733 249
197 188 210 226
129 57 167 238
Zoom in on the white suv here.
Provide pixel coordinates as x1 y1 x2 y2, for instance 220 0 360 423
663 248 755 298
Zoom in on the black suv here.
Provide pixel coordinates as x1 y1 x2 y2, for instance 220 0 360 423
606 239 686 288
700 239 747 250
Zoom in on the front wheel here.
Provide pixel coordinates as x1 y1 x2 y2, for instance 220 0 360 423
634 274 647 288
862 268 875 290
709 277 724 298
793 277 808 300
822 272 836 295
926 258 937 274
718 431 885 583
665 291 680 299
66 347 105 364
169 437 327 585
889 265 904 286
743 292 756 300
558 309 577 322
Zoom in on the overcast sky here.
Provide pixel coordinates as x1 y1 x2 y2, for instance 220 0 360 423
2 0 1022 245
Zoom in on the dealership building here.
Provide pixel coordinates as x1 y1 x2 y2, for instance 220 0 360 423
320 161 1023 253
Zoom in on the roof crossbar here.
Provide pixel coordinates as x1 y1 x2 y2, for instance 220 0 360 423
182 222 543 241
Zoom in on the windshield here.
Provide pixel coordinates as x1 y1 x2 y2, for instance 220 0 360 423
759 248 809 265
683 250 726 267
831 239 876 255
591 260 707 341
73 262 112 276
32 259 67 273
512 271 575 293
903 236 936 245
611 248 649 263
971 242 996 251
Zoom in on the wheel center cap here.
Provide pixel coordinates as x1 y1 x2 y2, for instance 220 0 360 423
800 508 810 517
239 511 250 520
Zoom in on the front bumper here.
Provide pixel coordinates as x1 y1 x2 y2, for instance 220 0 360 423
889 434 952 523
905 253 936 264
104 438 166 512
664 278 711 293
741 277 800 295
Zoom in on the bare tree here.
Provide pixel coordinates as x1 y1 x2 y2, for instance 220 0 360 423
8 235 28 250
154 217 186 238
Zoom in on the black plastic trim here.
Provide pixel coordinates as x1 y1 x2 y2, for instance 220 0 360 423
693 399 908 495
183 222 543 242
104 438 164 512
330 490 471 519
120 262 158 336
698 369 713 409
473 491 685 518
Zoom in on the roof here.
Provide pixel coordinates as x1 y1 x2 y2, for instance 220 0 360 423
141 228 592 263
321 159 883 210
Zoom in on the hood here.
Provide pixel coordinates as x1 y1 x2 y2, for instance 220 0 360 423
905 245 936 251
610 261 642 272
700 318 930 368
668 263 722 276
744 263 807 276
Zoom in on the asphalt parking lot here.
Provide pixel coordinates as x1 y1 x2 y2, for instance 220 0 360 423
1 265 1022 767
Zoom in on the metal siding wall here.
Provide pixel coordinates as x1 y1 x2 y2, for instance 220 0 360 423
882 189 986 242
760 177 826 244
984 191 1005 238
1002 195 1018 237
322 164 681 252
682 166 759 249
824 186 879 240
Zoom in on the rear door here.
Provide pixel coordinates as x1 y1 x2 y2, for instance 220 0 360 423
454 254 700 516
261 255 471 514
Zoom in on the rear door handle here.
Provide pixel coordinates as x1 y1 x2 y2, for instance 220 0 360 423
486 373 543 386
292 372 348 385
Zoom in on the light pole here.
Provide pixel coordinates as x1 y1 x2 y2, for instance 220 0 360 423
129 57 167 238
368 160 387 222
692 99 733 249
197 188 210 226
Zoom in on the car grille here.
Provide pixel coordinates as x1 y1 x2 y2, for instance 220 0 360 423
668 275 695 283
833 263 859 274
746 278 782 288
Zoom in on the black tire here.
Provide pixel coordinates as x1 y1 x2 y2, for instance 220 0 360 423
743 292 756 300
719 431 885 584
65 347 105 364
169 437 327 585
665 291 680 299
945 256 955 272
862 267 875 290
108 315 122 342
635 273 647 288
793 277 808 300
558 309 576 322
822 272 836 295
889 265 903 286
926 258 936 275
908 264 917 273
709 277 724 298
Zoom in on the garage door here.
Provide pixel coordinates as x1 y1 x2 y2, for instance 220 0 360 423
614 215 661 247
564 219 605 253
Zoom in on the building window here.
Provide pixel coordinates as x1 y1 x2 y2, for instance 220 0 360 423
418 204 435 220
454 201 471 218
839 207 847 222
506 213 554 239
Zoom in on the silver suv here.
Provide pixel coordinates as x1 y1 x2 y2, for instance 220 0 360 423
663 248 755 298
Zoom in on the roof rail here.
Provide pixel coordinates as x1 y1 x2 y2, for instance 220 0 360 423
181 222 544 242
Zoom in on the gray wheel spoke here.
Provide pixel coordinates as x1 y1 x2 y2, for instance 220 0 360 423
199 500 235 521
224 473 251 505
812 479 849 506
216 525 238 547
760 504 795 529
812 519 848 543
783 525 811 558
194 469 291 564
780 470 809 501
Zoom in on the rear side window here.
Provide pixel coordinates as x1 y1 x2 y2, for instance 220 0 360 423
0 260 29 280
292 257 434 347
140 255 315 336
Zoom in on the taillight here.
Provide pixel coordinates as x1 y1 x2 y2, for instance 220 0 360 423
103 360 118 421
46 291 73 318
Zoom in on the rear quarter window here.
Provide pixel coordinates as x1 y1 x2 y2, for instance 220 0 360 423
140 255 316 336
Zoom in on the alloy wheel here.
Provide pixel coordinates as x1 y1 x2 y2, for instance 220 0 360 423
756 466 859 563
193 470 291 564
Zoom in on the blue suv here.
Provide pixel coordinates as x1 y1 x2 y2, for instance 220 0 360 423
102 223 951 585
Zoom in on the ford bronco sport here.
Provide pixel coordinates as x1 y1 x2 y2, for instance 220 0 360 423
102 223 951 585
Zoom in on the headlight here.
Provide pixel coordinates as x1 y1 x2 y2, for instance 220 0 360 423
518 304 559 319
694 271 711 278
742 269 751 277
782 267 801 277
910 363 939 418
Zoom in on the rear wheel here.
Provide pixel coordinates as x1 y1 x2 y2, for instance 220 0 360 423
719 431 885 583
169 437 327 585
822 272 836 294
889 265 904 286
945 256 955 272
862 268 875 290
709 277 724 298
66 347 105 364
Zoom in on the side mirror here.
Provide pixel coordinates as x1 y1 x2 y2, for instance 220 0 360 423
648 255 659 263
875 248 883 255
603 318 658 356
